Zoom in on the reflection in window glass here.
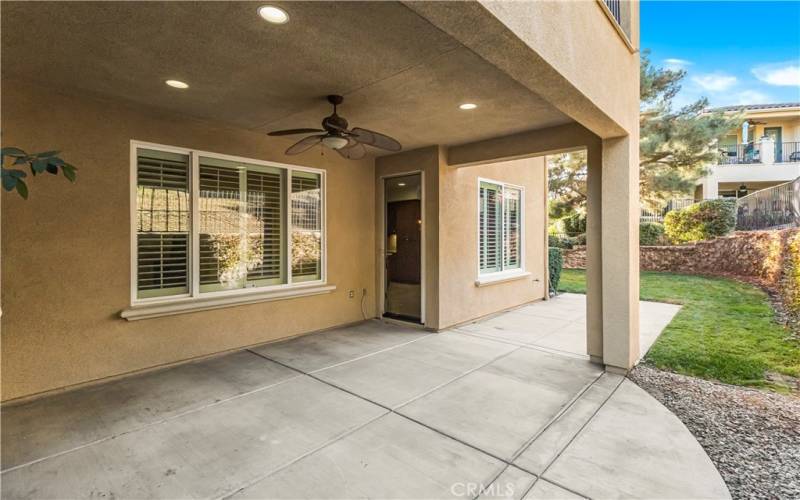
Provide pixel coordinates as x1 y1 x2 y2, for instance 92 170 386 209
291 171 322 282
503 187 521 270
199 157 285 292
479 181 502 274
136 149 190 299
479 181 523 275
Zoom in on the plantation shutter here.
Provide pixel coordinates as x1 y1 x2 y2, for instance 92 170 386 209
247 168 284 285
136 149 190 299
291 171 322 282
198 160 241 290
503 187 521 270
479 181 502 273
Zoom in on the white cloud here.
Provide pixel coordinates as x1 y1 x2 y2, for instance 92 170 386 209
734 90 772 105
663 58 692 70
752 62 800 86
691 73 738 92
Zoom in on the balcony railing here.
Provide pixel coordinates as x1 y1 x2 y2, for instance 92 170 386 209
603 0 622 25
735 177 799 230
777 142 800 163
717 141 800 165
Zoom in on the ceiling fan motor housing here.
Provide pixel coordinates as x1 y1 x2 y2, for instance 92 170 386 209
322 114 348 133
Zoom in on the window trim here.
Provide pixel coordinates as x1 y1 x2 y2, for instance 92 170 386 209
476 177 525 282
128 140 327 311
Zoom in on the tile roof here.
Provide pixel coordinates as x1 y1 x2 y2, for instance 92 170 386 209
708 102 800 112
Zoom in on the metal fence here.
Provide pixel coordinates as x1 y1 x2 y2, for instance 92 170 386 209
640 198 697 223
735 177 800 230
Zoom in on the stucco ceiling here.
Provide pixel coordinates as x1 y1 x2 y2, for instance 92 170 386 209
1 1 572 154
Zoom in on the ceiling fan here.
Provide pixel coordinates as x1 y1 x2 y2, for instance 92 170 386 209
267 95 402 160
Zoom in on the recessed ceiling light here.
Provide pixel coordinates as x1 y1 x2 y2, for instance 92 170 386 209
165 80 189 89
398 182 406 187
459 103 477 110
258 5 289 24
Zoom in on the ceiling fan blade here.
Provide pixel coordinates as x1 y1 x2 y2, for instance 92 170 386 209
268 128 324 136
336 142 366 160
350 127 402 152
285 135 325 155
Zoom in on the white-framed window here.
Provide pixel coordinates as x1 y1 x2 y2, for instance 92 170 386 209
131 141 325 305
478 179 524 276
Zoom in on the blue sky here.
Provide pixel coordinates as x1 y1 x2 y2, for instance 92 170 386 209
641 1 800 108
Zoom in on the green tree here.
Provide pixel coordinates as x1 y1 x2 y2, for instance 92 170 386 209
639 51 740 208
547 150 586 220
548 52 741 214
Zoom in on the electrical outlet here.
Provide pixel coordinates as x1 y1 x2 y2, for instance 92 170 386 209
348 290 355 299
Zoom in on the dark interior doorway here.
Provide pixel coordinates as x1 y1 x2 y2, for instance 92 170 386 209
384 173 422 323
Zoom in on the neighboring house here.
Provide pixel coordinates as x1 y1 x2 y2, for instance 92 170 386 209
0 1 640 402
697 103 800 200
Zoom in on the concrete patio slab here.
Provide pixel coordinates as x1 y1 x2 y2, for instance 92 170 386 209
250 320 428 372
232 413 504 499
312 333 516 408
514 373 623 474
542 380 730 499
398 349 602 460
456 293 681 360
1 350 298 470
2 377 385 499
455 312 572 345
476 466 536 500
525 479 585 499
0 302 727 500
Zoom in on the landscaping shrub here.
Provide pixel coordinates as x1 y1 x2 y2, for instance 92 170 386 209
781 231 800 332
639 221 665 246
664 199 736 244
563 212 587 235
548 234 574 249
573 233 587 246
548 247 563 296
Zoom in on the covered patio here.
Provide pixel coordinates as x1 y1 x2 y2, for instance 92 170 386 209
1 295 728 499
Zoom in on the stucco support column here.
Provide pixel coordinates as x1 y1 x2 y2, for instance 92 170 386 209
600 135 640 371
702 174 718 200
585 143 603 364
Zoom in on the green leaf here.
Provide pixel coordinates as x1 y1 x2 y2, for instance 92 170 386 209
1 147 26 158
13 156 30 165
6 169 27 178
46 164 58 174
31 158 48 174
62 165 77 182
16 179 28 199
2 171 17 191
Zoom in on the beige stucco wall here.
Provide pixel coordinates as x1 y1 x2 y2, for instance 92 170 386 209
374 147 441 330
734 117 800 143
437 157 547 329
479 0 639 136
1 81 377 401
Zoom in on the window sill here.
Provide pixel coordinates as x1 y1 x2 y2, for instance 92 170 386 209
121 283 336 321
475 270 531 287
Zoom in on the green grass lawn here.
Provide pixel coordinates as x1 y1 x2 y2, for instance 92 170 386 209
559 269 800 393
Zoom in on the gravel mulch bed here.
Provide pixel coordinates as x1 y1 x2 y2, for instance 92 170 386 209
629 364 800 500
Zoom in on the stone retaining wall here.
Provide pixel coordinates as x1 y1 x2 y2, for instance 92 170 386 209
562 228 797 288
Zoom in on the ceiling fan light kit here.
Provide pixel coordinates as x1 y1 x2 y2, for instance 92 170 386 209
268 95 402 160
321 136 349 150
